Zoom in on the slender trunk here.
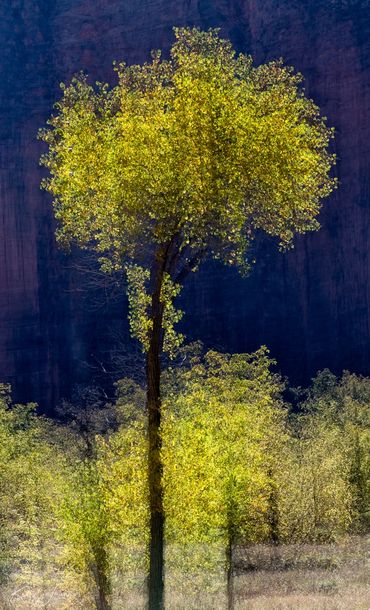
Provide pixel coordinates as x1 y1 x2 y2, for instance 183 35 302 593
226 493 235 610
91 554 111 610
268 471 279 546
267 469 280 566
354 429 365 526
94 584 111 610
312 468 319 533
226 535 234 610
352 404 365 528
147 251 166 610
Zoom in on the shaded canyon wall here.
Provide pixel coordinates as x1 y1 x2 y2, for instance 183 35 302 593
1 0 370 406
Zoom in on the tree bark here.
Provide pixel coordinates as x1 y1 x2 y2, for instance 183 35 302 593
268 470 279 545
226 535 234 610
147 249 167 610
267 471 280 567
91 553 111 610
94 584 111 610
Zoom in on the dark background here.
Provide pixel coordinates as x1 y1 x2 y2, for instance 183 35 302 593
1 0 370 408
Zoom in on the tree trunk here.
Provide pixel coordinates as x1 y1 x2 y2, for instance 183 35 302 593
267 470 280 566
226 536 234 610
91 556 111 610
225 485 236 610
147 251 166 610
352 404 366 528
94 586 111 610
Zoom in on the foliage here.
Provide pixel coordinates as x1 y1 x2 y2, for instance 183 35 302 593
50 383 148 608
125 266 184 356
0 383 139 608
57 384 118 454
0 386 86 599
40 28 336 263
39 26 336 334
275 369 370 542
99 417 149 561
57 453 112 607
125 265 153 351
0 359 369 604
160 356 369 552
276 419 353 543
300 370 370 530
160 274 184 357
161 349 286 573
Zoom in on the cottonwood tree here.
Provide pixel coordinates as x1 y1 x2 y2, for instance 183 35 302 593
299 370 370 531
0 387 79 606
276 416 353 543
53 383 148 610
162 348 285 610
55 387 117 610
40 27 336 609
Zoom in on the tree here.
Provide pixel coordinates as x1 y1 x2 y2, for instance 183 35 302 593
52 383 148 610
0 386 52 586
39 27 336 609
0 386 82 608
162 348 285 609
55 387 117 610
59 454 112 610
276 417 353 543
300 370 370 531
99 408 149 605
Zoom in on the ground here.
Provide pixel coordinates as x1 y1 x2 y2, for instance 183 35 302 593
1 537 368 609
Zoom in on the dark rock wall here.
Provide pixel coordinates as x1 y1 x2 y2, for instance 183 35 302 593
1 0 370 406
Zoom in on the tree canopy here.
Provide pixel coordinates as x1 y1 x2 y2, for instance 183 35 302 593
40 27 336 279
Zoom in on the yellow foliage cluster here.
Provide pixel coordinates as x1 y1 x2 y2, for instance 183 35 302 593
40 28 336 277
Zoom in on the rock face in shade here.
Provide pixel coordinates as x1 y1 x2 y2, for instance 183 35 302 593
1 0 370 407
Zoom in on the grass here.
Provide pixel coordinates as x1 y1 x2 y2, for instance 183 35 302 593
233 536 369 610
0 536 368 609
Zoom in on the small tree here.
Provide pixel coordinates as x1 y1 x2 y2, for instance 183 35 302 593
99 413 149 605
276 416 353 543
0 386 79 607
162 348 286 609
55 383 148 610
40 27 336 609
55 390 114 610
58 455 112 610
300 370 370 531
